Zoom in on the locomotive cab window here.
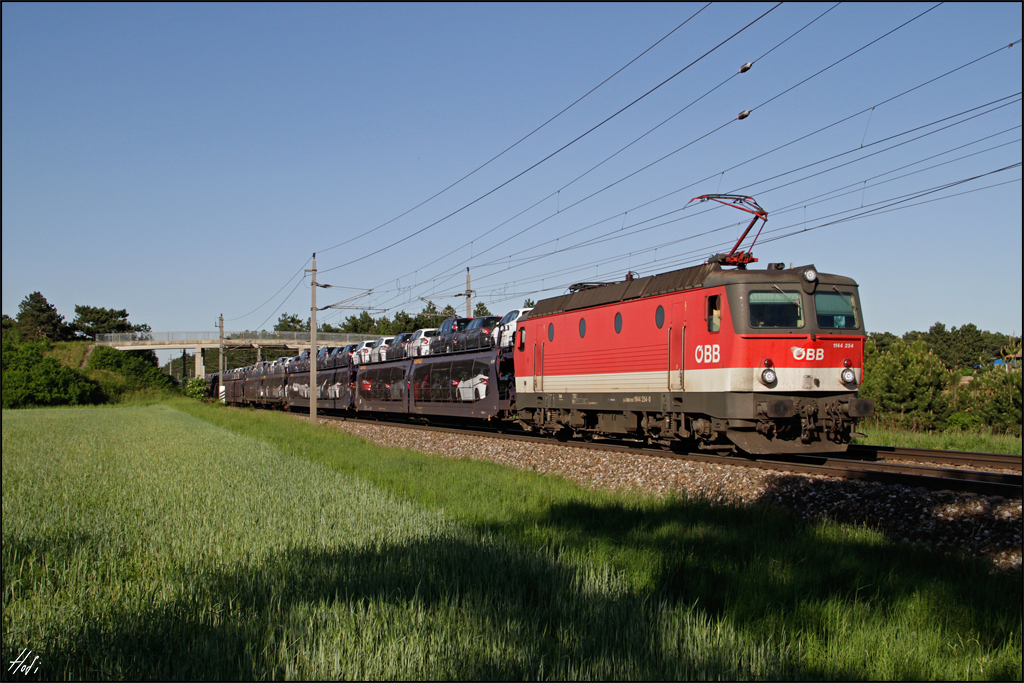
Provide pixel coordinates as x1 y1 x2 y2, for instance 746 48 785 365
749 290 804 328
518 327 526 351
706 295 721 333
815 290 859 329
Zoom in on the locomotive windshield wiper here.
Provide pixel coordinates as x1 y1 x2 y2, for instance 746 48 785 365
773 285 801 308
832 285 857 312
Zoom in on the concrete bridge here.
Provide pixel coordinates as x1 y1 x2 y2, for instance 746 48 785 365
96 331 378 377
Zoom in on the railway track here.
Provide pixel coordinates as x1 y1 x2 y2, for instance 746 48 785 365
846 444 1022 471
322 414 1022 498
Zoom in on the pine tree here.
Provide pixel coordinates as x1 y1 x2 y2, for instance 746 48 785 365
16 292 69 341
71 305 135 339
861 338 951 430
274 313 308 332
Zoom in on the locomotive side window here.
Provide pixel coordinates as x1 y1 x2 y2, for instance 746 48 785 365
815 291 859 329
579 318 586 338
706 295 721 333
614 312 623 334
749 291 804 328
655 306 665 329
548 323 555 342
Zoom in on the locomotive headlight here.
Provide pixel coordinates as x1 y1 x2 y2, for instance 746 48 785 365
760 367 777 386
802 268 817 283
840 367 857 384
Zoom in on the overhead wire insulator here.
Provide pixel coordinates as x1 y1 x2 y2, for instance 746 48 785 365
737 110 752 120
739 62 754 73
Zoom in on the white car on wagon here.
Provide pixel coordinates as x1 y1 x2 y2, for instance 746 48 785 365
353 340 376 364
369 337 395 363
407 328 438 357
492 308 532 348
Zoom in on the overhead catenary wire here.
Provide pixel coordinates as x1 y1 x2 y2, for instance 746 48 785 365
375 10 994 307
254 275 308 332
225 257 310 323
384 3 842 287
318 2 783 276
315 5 712 257
408 121 1023 308
224 6 713 327
262 11 1019 329
461 165 1022 305
397 90 1021 306
745 2 942 116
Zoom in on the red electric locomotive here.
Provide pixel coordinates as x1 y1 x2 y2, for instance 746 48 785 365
512 196 874 454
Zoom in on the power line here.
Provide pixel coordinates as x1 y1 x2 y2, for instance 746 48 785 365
472 166 1022 303
225 257 310 322
427 147 1023 305
379 7 977 304
746 3 942 115
296 13 1015 325
254 275 308 331
315 6 712 258
400 90 1021 305
318 3 782 276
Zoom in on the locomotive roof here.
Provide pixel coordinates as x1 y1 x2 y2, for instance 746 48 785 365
527 262 858 318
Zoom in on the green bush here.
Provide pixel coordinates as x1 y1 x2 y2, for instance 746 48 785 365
860 338 951 431
1 339 101 409
950 361 1022 437
87 346 178 398
944 411 986 433
184 378 208 400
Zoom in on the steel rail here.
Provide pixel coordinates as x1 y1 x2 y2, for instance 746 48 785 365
318 414 1022 498
846 444 1022 471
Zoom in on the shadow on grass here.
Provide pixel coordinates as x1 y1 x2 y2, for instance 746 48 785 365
19 486 1021 680
20 531 814 680
520 482 1020 638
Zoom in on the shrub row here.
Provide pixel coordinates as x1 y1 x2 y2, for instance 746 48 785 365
1 338 178 408
860 337 1022 436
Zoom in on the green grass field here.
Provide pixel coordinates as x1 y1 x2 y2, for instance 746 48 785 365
855 421 1022 455
3 402 1021 680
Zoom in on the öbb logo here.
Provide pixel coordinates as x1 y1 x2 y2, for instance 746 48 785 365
694 344 720 364
791 346 824 361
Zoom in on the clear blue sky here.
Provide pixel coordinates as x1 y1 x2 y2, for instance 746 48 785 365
4 3 1022 359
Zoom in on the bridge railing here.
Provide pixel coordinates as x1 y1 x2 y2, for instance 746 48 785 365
97 331 378 344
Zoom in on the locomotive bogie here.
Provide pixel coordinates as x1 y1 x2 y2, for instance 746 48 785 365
514 387 868 454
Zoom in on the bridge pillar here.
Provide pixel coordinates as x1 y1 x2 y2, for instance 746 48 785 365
195 347 205 378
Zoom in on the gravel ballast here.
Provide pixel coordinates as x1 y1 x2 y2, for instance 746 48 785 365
319 418 1022 572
